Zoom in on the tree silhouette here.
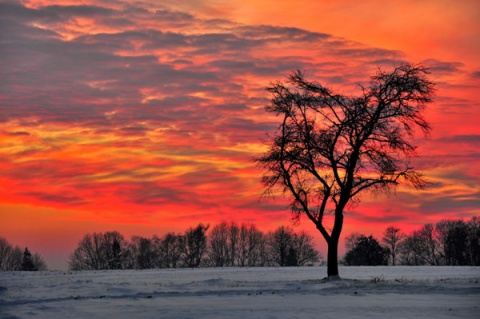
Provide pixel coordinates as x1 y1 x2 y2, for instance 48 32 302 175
267 226 320 266
182 224 209 268
257 64 434 278
436 219 469 266
160 233 183 268
21 247 37 271
268 226 294 266
110 238 123 269
382 226 404 265
344 235 389 266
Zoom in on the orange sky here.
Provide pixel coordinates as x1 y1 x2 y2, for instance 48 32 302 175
1 0 479 270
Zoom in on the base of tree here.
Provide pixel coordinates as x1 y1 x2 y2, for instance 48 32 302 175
327 275 342 281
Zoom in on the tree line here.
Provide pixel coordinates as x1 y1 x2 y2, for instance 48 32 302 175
343 217 480 266
2 216 477 271
0 237 48 271
69 222 321 271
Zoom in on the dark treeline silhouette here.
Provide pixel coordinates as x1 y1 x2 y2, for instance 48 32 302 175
0 237 48 271
69 223 321 271
344 235 389 266
343 216 480 266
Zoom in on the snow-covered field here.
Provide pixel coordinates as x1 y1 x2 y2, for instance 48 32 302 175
1 266 479 319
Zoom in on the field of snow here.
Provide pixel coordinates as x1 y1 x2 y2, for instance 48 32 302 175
1 266 479 319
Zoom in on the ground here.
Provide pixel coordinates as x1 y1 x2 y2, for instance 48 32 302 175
1 266 479 318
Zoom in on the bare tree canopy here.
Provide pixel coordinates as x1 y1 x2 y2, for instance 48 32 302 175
0 237 47 271
382 226 405 266
257 63 435 278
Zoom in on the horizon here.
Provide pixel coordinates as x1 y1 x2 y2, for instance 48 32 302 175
1 0 479 271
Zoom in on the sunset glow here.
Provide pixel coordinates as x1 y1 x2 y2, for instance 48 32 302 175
1 0 479 269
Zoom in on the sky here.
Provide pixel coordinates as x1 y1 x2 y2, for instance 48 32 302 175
1 0 479 270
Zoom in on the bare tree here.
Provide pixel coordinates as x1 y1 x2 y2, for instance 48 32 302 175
160 232 183 268
0 238 29 271
227 222 239 266
129 236 157 269
267 226 295 266
181 224 209 268
436 219 468 265
9 246 23 270
209 222 230 267
0 237 14 271
382 226 404 265
69 231 127 270
102 231 126 269
237 224 250 267
0 238 47 271
267 226 320 266
31 253 48 271
238 223 264 267
344 233 362 252
257 64 434 278
69 233 103 270
294 231 321 266
208 222 265 267
399 235 424 265
403 224 443 266
467 217 480 266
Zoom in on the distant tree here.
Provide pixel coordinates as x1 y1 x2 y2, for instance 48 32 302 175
399 224 442 266
382 226 404 265
110 239 122 269
0 237 14 271
7 246 23 271
467 217 480 266
237 224 251 267
208 222 230 267
209 222 265 267
256 236 270 267
344 233 362 252
293 231 321 266
102 231 126 270
344 235 389 266
257 64 434 278
227 222 239 266
31 252 48 271
69 233 102 270
399 235 425 265
21 247 36 271
69 231 127 270
129 236 157 269
267 226 320 267
398 219 480 266
0 238 47 271
415 224 442 265
268 226 295 267
151 235 164 268
436 219 468 265
160 233 183 268
181 224 209 268
238 223 265 267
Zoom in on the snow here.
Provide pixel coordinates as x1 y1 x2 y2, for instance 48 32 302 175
1 266 479 319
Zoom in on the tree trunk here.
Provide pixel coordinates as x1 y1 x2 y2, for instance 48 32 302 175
327 210 344 279
327 238 340 278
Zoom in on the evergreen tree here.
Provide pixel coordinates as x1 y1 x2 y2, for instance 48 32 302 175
21 247 37 271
